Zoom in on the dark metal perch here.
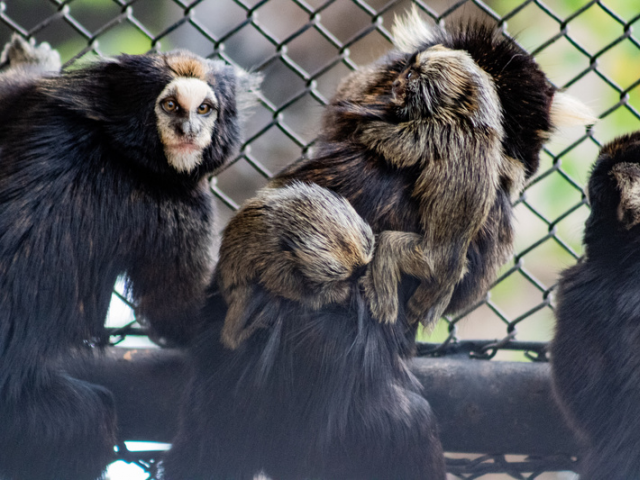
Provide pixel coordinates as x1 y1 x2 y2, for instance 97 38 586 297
72 348 578 457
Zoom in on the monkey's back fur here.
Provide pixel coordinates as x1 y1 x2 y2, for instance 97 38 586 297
0 36 259 480
551 131 640 480
216 182 375 347
164 182 446 480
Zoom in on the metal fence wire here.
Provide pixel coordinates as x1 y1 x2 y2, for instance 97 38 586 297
2 0 640 478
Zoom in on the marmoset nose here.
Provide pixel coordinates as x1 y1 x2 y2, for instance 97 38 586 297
176 120 201 138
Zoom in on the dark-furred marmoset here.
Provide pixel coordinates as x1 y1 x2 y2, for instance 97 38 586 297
551 131 640 480
164 181 447 479
0 35 260 480
272 11 595 333
164 9 593 480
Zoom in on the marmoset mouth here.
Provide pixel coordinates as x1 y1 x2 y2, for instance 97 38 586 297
167 142 202 153
391 83 405 104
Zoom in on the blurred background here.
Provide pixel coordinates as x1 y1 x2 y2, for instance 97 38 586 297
1 0 639 478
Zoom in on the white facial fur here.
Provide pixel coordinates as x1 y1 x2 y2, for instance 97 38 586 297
155 77 218 173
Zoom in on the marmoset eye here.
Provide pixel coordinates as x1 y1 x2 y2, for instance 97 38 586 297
197 103 212 115
162 98 178 112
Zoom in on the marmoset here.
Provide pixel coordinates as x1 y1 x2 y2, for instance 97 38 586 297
551 131 640 480
0 35 259 480
163 181 446 479
217 181 376 346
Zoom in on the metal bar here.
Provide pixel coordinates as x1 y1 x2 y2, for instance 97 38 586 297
70 348 579 456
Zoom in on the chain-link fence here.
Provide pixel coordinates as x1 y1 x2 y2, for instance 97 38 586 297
2 0 639 478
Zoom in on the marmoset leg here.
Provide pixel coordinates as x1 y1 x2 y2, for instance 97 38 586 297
361 231 461 325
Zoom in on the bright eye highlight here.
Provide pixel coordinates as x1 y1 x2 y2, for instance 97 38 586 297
197 103 212 115
162 99 178 112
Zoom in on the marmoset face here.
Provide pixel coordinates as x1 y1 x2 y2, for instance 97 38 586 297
154 77 219 173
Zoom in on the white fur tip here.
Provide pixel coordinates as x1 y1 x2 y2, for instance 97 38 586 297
550 92 598 128
234 66 262 119
392 7 434 54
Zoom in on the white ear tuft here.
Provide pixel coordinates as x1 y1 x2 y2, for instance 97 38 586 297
392 7 434 54
550 91 597 128
234 65 263 121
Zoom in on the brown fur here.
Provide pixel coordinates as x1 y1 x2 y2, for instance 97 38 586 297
218 181 374 348
274 45 507 326
611 162 640 229
165 51 208 80
269 14 594 329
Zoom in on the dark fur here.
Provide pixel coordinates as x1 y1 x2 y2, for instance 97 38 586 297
164 182 446 479
274 39 510 328
0 36 258 480
551 131 640 479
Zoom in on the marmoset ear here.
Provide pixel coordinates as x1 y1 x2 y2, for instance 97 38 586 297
234 66 262 119
611 162 640 229
549 91 597 128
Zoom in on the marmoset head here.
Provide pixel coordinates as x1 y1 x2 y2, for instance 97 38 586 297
45 50 260 179
585 131 640 244
237 182 375 309
269 182 375 293
391 9 595 178
391 44 501 128
327 10 595 185
151 51 260 176
154 72 219 173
